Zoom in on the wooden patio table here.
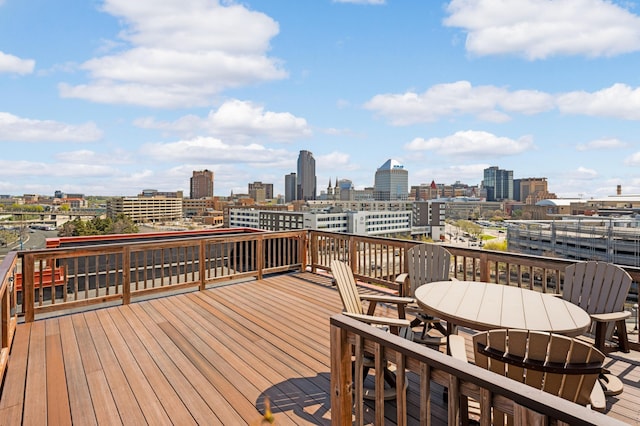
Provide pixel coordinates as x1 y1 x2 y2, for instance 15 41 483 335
414 280 591 337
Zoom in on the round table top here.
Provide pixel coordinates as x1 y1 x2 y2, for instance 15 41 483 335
414 280 591 337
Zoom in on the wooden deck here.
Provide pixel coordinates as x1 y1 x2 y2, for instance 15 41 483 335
0 271 639 425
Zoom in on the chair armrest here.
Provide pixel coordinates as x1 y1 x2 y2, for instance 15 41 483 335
448 334 468 362
343 312 411 328
360 294 414 305
591 311 631 323
394 273 408 285
589 379 606 412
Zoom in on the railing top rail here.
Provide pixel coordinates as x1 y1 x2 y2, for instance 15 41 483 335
0 251 17 294
330 314 626 426
18 229 307 260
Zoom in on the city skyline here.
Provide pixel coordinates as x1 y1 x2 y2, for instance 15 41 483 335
2 1 640 198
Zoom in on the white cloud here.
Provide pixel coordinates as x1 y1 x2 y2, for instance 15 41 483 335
54 148 133 164
0 51 35 74
60 1 287 108
568 166 598 180
0 112 102 142
557 83 640 119
405 130 534 158
364 81 553 125
367 81 640 124
624 152 640 166
0 159 115 178
141 136 293 165
444 0 640 59
317 151 360 173
576 138 628 151
134 99 311 142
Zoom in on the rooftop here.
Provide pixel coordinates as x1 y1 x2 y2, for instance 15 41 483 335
1 271 639 425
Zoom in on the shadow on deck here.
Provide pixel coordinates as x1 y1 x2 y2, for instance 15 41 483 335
0 271 638 425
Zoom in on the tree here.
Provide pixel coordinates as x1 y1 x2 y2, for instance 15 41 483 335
57 214 138 237
108 214 138 234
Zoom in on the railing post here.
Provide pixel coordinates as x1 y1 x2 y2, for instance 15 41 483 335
308 231 316 273
257 236 264 281
349 238 357 274
2 283 8 349
299 231 308 272
330 322 352 426
22 253 34 323
199 240 206 291
479 252 490 283
122 246 131 305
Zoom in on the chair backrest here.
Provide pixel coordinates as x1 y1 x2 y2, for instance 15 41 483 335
563 261 632 338
331 260 363 315
405 244 451 297
473 329 604 406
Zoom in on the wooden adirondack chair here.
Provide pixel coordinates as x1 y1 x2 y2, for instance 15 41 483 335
473 329 611 416
394 244 451 344
331 260 414 399
563 261 632 353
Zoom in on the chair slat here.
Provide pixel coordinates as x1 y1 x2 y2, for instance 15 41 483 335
563 261 632 342
473 329 607 411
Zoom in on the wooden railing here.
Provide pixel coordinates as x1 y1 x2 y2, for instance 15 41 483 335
309 230 640 299
18 230 306 322
0 252 18 383
309 231 640 349
5 227 640 328
330 314 626 426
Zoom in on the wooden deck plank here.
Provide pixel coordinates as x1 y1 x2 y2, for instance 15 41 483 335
44 320 72 426
112 305 218 425
0 323 31 425
70 313 121 425
104 307 197 425
202 285 330 368
22 321 46 426
93 308 174 426
82 310 148 425
133 301 244 425
172 294 330 425
149 297 276 425
57 315 98 426
2 272 639 425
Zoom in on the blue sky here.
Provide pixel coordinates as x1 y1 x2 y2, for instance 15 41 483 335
1 0 640 199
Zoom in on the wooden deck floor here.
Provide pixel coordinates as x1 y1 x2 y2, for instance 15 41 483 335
0 272 639 425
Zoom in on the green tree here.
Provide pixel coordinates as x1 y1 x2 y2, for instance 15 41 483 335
108 214 138 234
58 214 138 237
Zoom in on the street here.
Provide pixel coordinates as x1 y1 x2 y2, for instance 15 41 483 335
0 228 58 261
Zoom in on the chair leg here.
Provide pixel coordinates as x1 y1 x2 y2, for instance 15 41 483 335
615 319 630 353
594 322 607 353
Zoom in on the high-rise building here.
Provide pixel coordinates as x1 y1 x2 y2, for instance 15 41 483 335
483 166 513 201
190 170 214 199
248 181 273 203
517 177 551 204
373 159 408 201
297 150 316 201
285 173 297 203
